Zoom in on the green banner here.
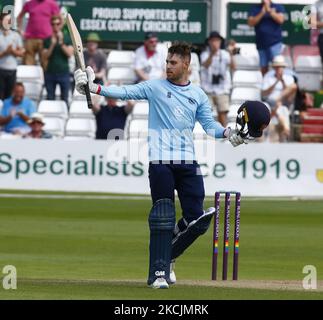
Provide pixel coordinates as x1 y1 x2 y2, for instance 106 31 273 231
58 0 207 43
227 2 311 45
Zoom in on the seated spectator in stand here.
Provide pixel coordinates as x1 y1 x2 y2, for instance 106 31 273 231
25 112 52 139
311 1 323 64
262 55 297 142
200 31 236 127
0 13 25 100
0 82 36 135
248 0 285 75
134 32 167 81
84 33 107 85
17 0 60 66
42 15 74 106
92 96 134 140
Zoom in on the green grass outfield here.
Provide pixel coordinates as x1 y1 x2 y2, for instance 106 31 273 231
0 190 322 300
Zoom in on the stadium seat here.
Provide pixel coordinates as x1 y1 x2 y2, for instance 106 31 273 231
189 52 201 86
283 55 293 69
23 82 43 102
300 108 323 142
132 101 149 119
190 52 200 71
232 70 263 88
38 100 68 119
295 55 322 72
292 45 320 65
127 119 148 139
230 87 261 104
63 136 94 141
296 73 322 92
42 86 61 100
107 67 137 84
235 55 260 71
42 86 72 103
228 104 241 122
295 56 322 91
17 65 44 84
69 100 94 119
65 118 96 138
107 50 135 68
43 117 65 137
0 133 23 139
234 43 259 70
238 43 258 57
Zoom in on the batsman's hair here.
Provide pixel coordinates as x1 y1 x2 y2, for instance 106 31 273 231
168 41 192 63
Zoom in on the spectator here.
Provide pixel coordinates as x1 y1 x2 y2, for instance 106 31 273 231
0 13 25 100
0 82 36 135
84 33 107 85
312 1 323 64
42 15 74 106
92 97 134 140
17 0 60 66
248 0 285 75
134 32 167 81
262 55 297 142
200 31 236 127
25 112 52 139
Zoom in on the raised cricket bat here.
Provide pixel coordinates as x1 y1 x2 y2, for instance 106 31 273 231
66 13 93 109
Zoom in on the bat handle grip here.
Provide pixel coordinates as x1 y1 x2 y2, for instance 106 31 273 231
83 83 93 109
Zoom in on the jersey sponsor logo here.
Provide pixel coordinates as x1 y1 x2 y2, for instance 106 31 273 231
167 92 172 98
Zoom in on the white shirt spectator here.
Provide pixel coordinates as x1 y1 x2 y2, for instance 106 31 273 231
200 48 232 95
134 43 167 80
312 1 323 34
262 72 295 103
0 30 23 70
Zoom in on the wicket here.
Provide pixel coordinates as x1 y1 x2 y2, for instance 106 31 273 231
212 191 241 281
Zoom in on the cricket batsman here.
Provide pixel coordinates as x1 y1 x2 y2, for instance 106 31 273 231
74 42 270 289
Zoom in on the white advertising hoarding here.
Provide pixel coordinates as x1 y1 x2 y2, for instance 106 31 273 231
0 139 322 196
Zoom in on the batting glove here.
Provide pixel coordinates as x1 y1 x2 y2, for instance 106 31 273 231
224 127 246 147
74 66 99 95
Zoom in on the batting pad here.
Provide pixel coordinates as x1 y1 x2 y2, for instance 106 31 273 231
147 198 176 285
171 207 215 260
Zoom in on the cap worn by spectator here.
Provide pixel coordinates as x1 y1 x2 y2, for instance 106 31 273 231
26 112 52 139
27 112 45 125
145 32 158 41
208 31 224 41
271 55 287 68
87 32 101 42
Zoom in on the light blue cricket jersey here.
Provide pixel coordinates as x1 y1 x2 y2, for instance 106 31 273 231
99 79 225 161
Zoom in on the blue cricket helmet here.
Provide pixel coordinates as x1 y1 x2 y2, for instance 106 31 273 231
236 101 271 138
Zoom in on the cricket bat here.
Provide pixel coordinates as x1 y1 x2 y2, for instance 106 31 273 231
66 13 93 109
